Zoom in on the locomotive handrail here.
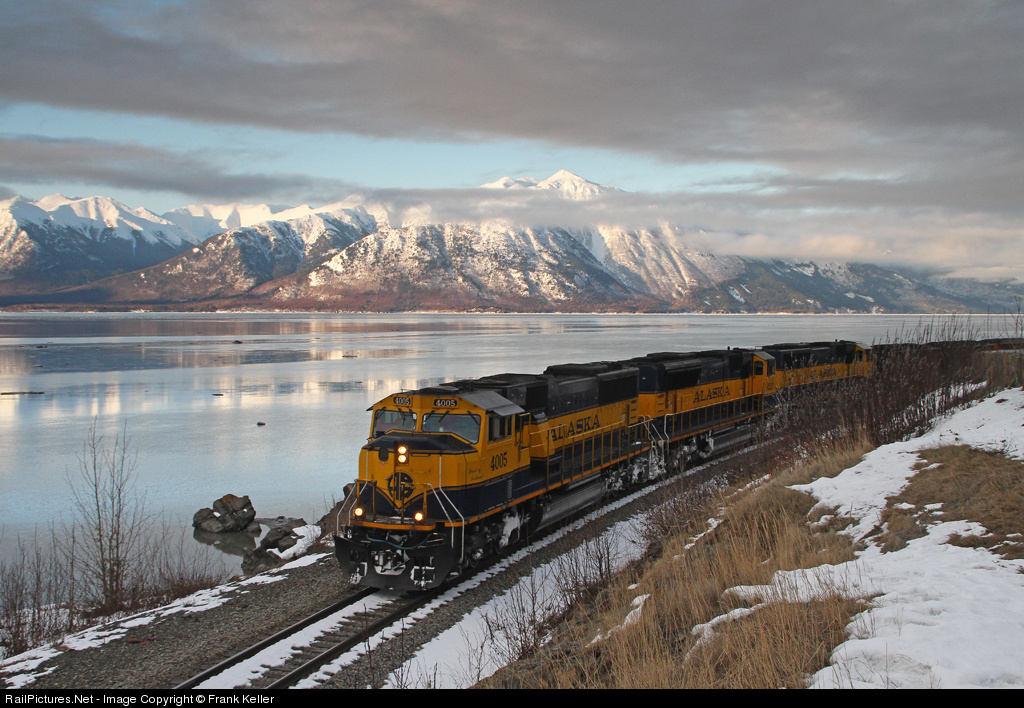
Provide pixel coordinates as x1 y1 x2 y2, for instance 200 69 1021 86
335 479 365 535
437 456 465 565
420 481 465 566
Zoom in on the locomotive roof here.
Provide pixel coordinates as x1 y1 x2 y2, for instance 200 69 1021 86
762 340 864 349
459 389 525 417
392 385 526 417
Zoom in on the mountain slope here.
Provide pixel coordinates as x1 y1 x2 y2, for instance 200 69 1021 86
0 195 199 292
256 220 656 310
75 208 378 303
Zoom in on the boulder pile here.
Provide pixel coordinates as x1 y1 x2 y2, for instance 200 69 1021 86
192 494 260 534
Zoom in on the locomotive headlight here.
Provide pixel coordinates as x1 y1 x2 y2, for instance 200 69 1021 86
413 511 425 522
353 506 364 517
397 444 409 464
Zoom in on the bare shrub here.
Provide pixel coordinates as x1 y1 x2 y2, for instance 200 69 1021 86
482 566 559 666
57 421 154 614
2 423 229 661
639 476 729 555
151 524 228 601
550 531 625 609
0 533 75 659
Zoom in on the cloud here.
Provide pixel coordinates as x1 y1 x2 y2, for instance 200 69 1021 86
4 2 1022 160
0 134 355 204
2 1 1022 279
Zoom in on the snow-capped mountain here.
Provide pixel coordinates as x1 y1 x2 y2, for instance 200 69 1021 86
267 221 644 310
92 207 379 302
0 194 200 291
480 170 621 200
2 172 1021 312
160 200 366 241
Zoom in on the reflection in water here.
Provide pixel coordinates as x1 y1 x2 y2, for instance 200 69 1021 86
192 528 258 558
0 342 417 376
0 312 575 340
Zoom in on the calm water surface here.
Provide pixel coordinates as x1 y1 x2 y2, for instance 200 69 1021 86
0 311 1002 566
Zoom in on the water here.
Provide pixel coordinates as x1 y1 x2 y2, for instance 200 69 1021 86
0 311 1004 567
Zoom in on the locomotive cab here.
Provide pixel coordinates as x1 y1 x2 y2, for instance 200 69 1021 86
335 387 530 589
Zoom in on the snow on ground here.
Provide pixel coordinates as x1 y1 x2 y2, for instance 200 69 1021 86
299 493 652 689
377 388 1024 689
198 592 399 689
379 513 648 689
290 487 655 688
732 388 1024 688
268 524 322 563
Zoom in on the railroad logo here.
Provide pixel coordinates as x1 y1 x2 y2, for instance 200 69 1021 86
387 472 414 502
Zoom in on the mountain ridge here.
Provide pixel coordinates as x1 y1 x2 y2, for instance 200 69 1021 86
2 174 1022 313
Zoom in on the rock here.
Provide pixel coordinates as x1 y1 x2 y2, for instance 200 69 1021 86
240 549 277 575
241 517 311 574
192 494 258 534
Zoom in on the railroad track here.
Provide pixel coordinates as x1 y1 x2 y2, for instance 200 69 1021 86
175 586 440 689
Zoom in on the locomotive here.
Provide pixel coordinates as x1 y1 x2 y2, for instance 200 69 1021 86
333 340 872 590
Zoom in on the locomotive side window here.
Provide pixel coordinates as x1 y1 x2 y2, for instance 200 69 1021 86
488 414 512 442
423 412 482 444
372 409 416 438
754 361 764 376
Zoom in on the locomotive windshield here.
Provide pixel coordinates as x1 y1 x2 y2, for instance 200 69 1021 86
422 412 482 444
372 409 417 438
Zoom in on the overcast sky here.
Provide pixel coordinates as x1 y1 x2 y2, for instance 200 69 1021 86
2 1 1022 280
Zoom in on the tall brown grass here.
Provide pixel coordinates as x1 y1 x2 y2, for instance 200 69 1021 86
483 436 872 689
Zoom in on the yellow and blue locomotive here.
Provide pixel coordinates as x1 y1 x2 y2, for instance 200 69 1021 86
333 340 871 590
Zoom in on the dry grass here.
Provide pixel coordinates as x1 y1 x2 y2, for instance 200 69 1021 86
491 438 872 689
877 444 1024 559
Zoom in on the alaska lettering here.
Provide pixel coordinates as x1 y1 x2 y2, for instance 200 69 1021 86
550 414 600 441
693 385 730 404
